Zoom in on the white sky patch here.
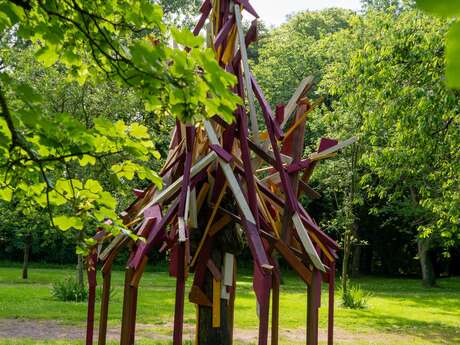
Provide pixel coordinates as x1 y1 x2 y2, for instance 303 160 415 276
248 0 362 27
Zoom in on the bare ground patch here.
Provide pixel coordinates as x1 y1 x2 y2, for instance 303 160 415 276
0 318 416 344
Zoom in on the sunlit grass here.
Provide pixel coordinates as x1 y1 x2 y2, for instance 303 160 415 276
0 264 459 345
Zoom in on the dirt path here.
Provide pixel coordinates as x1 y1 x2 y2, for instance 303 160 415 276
0 318 414 344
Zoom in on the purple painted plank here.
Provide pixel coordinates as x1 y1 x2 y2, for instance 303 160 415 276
286 159 312 174
214 15 235 50
250 74 284 140
193 0 212 36
318 138 338 152
209 144 233 163
235 0 259 18
275 104 284 125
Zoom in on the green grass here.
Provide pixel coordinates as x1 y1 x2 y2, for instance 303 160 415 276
0 264 459 345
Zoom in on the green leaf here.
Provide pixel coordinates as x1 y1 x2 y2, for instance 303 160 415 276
129 123 150 139
85 179 103 194
446 21 460 88
79 155 96 166
171 28 204 48
36 45 59 67
53 215 84 231
84 238 97 246
0 188 13 202
416 0 460 16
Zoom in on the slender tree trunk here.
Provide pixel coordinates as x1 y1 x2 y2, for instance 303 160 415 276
410 187 437 287
351 239 361 278
22 233 32 280
197 251 231 345
77 254 84 290
418 237 436 287
341 231 351 293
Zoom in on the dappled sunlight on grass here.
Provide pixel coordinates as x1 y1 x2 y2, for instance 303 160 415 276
0 265 458 345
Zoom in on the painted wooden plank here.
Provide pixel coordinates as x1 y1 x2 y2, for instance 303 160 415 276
196 182 209 212
207 259 223 281
261 230 312 285
212 278 221 328
209 143 233 163
223 253 235 286
209 213 232 236
136 151 217 217
189 187 198 228
234 4 260 145
189 285 212 306
204 121 255 223
281 76 314 129
309 137 357 161
190 182 228 267
292 213 325 272
250 73 284 140
99 234 125 261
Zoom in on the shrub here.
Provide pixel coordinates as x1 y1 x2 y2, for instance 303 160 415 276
340 283 370 309
51 276 87 302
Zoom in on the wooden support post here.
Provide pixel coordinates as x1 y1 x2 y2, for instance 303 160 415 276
234 3 261 145
173 242 186 345
306 270 321 345
227 255 237 344
98 270 112 345
120 268 136 345
328 262 335 345
85 253 97 345
271 270 280 345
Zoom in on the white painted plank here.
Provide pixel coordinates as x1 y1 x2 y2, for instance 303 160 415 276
234 4 260 145
292 212 325 271
136 151 217 217
204 121 256 223
282 76 314 129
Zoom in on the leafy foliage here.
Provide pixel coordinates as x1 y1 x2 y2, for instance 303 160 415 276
51 275 87 302
417 0 460 88
0 0 241 253
340 283 370 309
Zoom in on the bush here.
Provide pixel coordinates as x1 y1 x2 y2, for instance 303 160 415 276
51 276 87 302
340 283 370 309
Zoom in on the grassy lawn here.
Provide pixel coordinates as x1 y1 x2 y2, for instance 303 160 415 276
0 263 459 345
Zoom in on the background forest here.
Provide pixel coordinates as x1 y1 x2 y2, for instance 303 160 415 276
0 0 458 292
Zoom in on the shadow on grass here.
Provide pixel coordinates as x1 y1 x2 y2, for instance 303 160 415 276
340 308 460 344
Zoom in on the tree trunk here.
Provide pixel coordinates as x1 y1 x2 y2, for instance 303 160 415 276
77 254 84 290
197 261 231 345
341 231 351 293
22 233 32 280
351 241 361 278
418 237 436 287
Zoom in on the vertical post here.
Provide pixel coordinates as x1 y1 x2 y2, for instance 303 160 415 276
173 243 186 345
120 268 136 345
227 256 237 344
306 269 321 345
234 3 261 145
98 269 112 345
271 270 280 345
86 253 97 345
328 262 335 345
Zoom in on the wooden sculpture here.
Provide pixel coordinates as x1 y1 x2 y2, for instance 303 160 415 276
84 1 356 345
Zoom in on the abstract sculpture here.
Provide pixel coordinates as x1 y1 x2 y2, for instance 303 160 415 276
85 1 356 345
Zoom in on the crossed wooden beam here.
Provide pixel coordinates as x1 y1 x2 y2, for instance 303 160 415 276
84 1 356 345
